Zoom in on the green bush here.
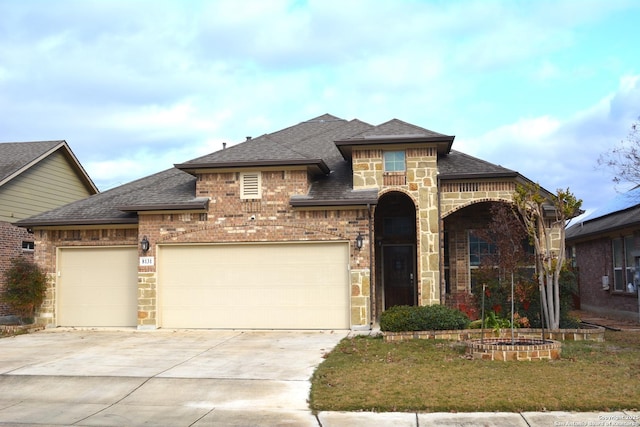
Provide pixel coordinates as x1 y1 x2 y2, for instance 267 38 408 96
0 257 48 323
380 305 470 332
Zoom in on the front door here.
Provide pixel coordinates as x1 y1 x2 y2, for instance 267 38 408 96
383 244 416 309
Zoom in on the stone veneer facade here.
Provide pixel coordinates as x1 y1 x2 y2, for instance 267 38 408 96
352 147 440 306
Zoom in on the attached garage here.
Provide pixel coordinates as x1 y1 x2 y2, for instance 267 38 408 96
158 242 350 329
57 247 138 327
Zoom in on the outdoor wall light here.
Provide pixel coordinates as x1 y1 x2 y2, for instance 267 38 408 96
355 233 364 251
140 236 150 253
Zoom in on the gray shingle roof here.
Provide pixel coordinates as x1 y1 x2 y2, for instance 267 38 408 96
566 206 640 241
438 150 519 179
353 118 448 138
17 115 524 226
0 140 65 184
566 189 640 241
177 114 351 171
17 168 197 227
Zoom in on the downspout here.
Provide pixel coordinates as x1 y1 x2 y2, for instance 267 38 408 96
436 173 444 304
368 203 375 328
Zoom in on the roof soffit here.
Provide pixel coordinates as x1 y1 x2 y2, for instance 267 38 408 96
334 119 454 159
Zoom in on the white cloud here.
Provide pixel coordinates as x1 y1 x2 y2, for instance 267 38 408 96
1 0 639 205
459 74 640 211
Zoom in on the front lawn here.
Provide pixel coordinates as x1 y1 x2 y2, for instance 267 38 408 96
310 330 640 413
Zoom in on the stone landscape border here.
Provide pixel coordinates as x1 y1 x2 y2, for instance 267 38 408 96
465 338 563 361
382 326 605 343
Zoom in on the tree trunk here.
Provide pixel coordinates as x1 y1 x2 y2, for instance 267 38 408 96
547 275 558 329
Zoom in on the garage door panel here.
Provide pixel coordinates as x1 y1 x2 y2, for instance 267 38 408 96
58 247 138 327
159 243 349 329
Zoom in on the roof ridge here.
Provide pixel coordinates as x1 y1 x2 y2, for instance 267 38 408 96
302 113 345 123
383 118 448 136
345 118 449 138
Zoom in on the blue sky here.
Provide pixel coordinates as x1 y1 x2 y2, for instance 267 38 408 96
1 0 639 216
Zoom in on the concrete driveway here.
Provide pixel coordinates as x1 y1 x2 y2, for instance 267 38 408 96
0 328 348 426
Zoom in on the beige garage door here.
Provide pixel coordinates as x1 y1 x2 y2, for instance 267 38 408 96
158 242 350 329
57 247 138 327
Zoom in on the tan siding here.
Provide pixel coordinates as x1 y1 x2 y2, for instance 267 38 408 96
0 151 93 222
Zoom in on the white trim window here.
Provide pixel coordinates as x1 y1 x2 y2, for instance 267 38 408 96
240 172 262 199
612 235 638 293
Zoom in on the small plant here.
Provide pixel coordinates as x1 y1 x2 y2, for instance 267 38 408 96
380 305 470 332
0 258 48 323
483 311 512 336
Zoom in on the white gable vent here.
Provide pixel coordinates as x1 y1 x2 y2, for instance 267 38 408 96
240 172 262 199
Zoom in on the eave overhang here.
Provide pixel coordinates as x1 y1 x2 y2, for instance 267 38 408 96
175 159 330 175
335 134 455 160
567 219 640 243
118 198 210 212
15 217 138 228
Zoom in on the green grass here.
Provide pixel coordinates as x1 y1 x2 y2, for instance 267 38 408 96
310 331 640 413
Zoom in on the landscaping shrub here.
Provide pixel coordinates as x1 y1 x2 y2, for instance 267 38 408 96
0 258 48 323
380 304 470 332
471 265 581 329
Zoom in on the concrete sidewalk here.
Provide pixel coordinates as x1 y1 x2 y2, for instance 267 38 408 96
319 411 640 426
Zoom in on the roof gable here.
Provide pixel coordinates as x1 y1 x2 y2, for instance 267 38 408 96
0 140 98 193
334 119 454 159
175 114 355 174
355 118 448 138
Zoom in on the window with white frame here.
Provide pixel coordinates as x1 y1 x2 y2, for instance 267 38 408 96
383 151 405 172
240 172 261 199
612 235 638 292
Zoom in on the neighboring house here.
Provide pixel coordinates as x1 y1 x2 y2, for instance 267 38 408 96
566 187 640 322
0 141 98 316
18 114 561 330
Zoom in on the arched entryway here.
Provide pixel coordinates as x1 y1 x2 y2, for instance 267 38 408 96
442 200 533 315
374 191 418 314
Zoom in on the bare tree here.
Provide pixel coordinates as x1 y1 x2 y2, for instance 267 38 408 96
597 118 640 186
474 202 533 342
514 184 582 330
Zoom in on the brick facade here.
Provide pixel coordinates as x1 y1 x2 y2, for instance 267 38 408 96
31 170 372 328
29 163 565 329
23 118 566 329
572 235 640 321
0 221 35 316
31 228 138 325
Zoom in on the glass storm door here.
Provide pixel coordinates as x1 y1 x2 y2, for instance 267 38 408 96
383 244 416 309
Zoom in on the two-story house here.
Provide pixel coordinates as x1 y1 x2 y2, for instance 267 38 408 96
18 114 559 329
